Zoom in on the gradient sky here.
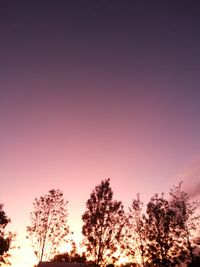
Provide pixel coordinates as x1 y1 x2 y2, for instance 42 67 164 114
1 1 200 266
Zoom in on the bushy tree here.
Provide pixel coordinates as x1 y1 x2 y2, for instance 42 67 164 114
170 182 200 263
27 189 70 262
0 204 14 266
145 193 185 267
82 179 125 266
125 183 200 267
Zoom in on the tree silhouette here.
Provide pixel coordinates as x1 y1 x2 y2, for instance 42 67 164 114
51 241 87 263
82 178 125 266
145 193 185 267
0 203 14 266
27 189 70 262
125 194 146 267
170 182 200 264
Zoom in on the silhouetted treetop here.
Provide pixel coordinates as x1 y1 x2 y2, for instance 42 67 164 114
82 178 125 266
27 189 70 262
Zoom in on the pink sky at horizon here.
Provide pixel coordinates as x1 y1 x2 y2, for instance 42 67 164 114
1 156 200 267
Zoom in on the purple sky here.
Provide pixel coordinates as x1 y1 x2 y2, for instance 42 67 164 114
1 1 200 266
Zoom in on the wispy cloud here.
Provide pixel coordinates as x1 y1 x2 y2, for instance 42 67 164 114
178 156 200 198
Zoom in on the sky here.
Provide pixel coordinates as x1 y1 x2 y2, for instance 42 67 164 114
1 1 200 266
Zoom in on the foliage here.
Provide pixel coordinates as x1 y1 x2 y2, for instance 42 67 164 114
82 178 125 266
120 263 140 267
27 189 70 262
0 203 14 266
145 193 186 267
51 241 87 263
169 182 200 263
125 194 146 267
124 183 200 266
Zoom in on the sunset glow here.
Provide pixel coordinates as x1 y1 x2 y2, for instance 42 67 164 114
1 1 200 266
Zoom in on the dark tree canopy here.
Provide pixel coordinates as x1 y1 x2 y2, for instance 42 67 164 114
0 204 14 266
123 183 200 267
145 193 187 267
169 182 200 263
82 178 125 266
27 189 70 262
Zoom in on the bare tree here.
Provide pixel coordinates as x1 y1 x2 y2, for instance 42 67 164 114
82 179 125 266
27 189 70 262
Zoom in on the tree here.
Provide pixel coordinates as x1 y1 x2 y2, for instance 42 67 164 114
0 203 14 266
51 251 87 263
51 241 87 263
27 189 70 262
169 182 200 264
126 194 146 267
82 179 125 266
145 193 185 267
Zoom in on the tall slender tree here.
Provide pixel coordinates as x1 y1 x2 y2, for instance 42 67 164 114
27 189 70 262
126 194 146 267
82 179 125 266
